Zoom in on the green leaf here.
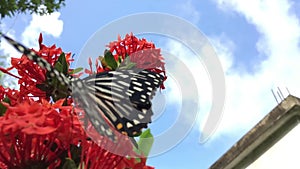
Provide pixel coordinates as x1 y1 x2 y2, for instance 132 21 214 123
54 61 63 72
69 67 83 74
118 55 122 63
98 56 107 68
0 97 10 116
0 0 65 19
104 50 118 70
137 129 154 157
119 55 136 70
69 144 81 167
125 62 136 69
62 158 77 169
36 83 49 91
78 162 85 169
52 53 68 93
0 102 7 116
57 53 68 74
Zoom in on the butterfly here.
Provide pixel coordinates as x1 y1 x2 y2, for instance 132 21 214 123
0 33 164 142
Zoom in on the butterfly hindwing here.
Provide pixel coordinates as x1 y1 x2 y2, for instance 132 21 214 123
70 80 117 141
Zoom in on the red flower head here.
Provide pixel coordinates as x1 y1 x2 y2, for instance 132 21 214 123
0 99 77 168
0 85 28 106
0 85 4 101
107 33 167 89
3 33 73 100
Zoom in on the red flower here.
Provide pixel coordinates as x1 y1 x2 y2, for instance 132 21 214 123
0 161 7 169
108 33 165 70
2 33 74 100
107 33 167 89
0 86 29 106
84 57 106 75
0 85 5 101
36 33 73 66
0 99 74 168
80 127 153 169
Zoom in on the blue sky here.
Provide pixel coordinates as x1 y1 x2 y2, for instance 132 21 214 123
1 0 300 168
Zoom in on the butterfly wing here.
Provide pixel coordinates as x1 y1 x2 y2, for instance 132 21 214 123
83 69 163 137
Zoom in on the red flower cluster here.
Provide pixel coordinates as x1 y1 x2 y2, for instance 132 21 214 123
0 99 74 168
2 33 73 100
0 33 158 169
108 33 164 69
107 33 166 89
0 97 147 169
0 86 21 106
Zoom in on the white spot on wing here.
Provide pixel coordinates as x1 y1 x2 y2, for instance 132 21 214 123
133 119 139 125
120 74 129 78
38 61 44 68
77 81 83 88
57 76 63 83
17 45 24 52
127 122 133 128
106 129 112 136
117 80 130 87
94 120 100 126
147 74 156 78
138 114 144 119
142 109 147 114
101 125 105 132
50 72 55 77
133 86 143 92
132 81 142 86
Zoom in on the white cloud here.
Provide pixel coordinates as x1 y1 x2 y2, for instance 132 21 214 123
209 34 235 73
22 12 63 48
176 0 201 24
1 12 63 55
163 40 213 124
0 29 20 58
209 0 300 143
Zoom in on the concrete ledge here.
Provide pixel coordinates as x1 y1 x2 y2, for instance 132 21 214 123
209 95 300 169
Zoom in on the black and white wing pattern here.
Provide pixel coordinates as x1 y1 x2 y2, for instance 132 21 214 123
0 33 164 141
81 69 163 137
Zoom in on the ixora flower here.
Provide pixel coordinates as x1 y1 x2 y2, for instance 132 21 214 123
0 33 164 168
105 33 167 89
0 99 147 169
0 99 73 168
1 33 73 100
